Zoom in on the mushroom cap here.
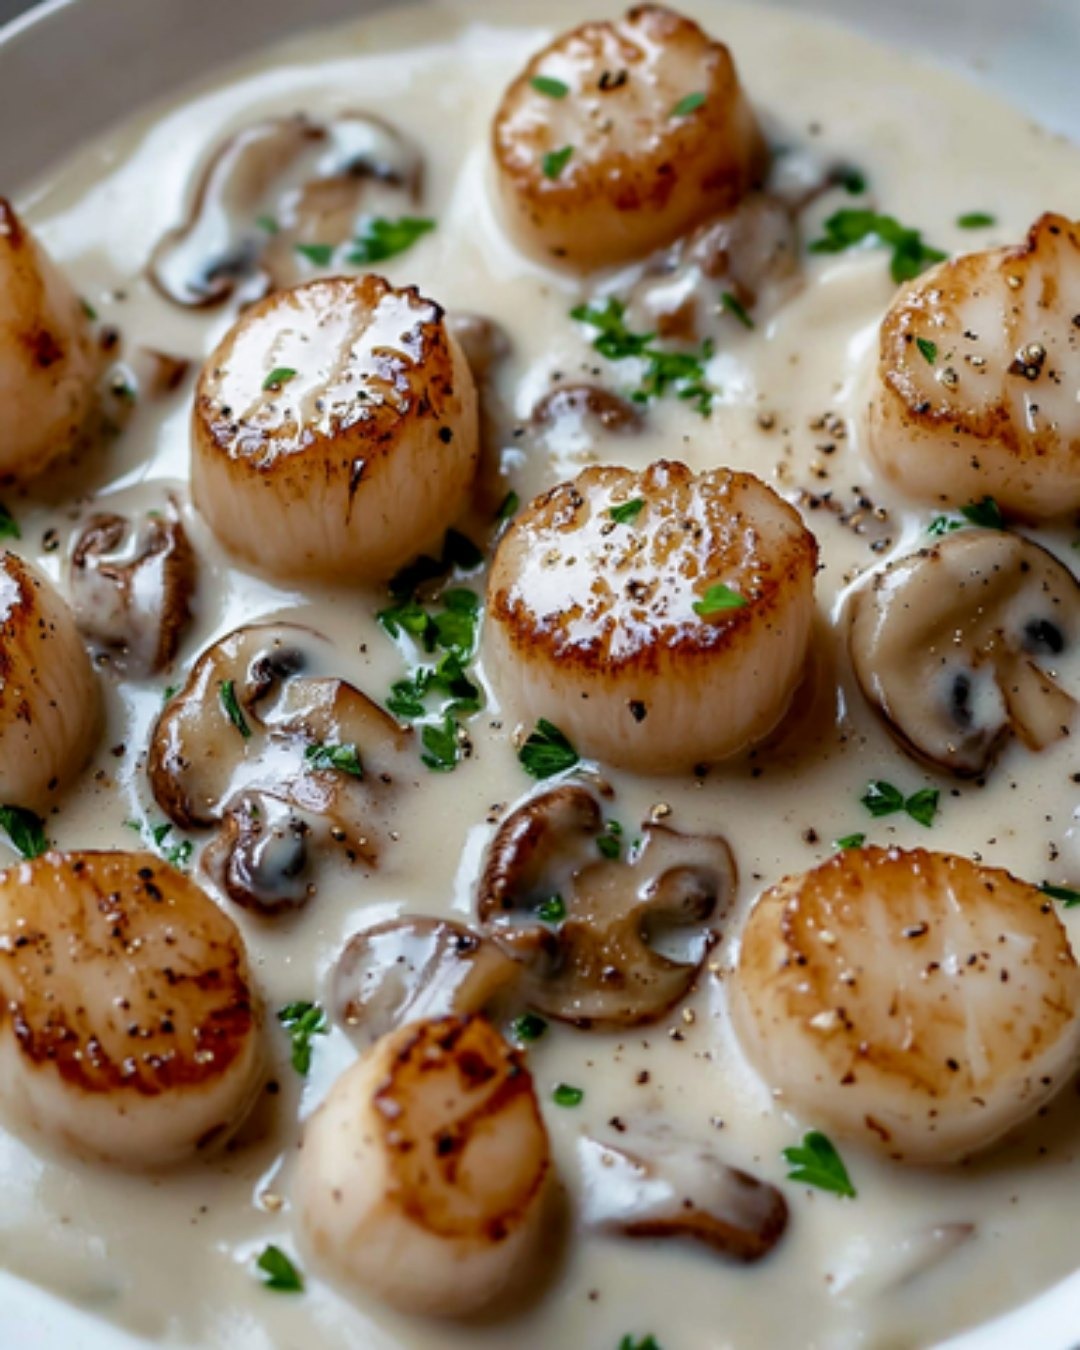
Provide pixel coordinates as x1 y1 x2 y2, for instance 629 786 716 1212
191 274 479 582
849 530 1078 777
477 784 735 1027
491 4 765 269
485 460 818 772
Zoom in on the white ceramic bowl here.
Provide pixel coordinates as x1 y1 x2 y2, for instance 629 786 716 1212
0 1 1077 1344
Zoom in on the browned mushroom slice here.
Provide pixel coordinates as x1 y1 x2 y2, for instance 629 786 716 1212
532 383 643 437
148 623 412 906
579 1130 787 1263
849 531 1078 777
149 112 422 308
477 786 734 1027
70 504 196 674
332 917 520 1043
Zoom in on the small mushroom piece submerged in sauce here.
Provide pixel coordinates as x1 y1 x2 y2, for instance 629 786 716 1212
332 916 519 1044
578 1129 788 1262
149 112 423 308
147 623 412 911
477 784 734 1027
849 530 1078 777
70 503 196 675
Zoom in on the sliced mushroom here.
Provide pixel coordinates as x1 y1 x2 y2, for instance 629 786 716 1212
148 623 412 910
477 786 734 1027
578 1129 788 1263
531 384 643 435
849 531 1079 777
149 112 422 308
70 503 196 674
332 917 520 1044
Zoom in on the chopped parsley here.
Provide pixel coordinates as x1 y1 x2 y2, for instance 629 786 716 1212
571 297 715 416
496 490 520 522
519 719 580 779
671 91 706 117
294 241 334 267
810 209 947 283
0 805 47 859
537 893 567 924
915 337 937 365
619 1338 662 1350
255 214 279 235
80 297 98 321
530 75 569 98
957 211 996 229
552 1082 584 1107
783 1131 856 1198
543 145 574 180
421 712 463 772
165 839 194 870
834 832 866 851
0 502 19 541
304 742 363 777
838 166 867 195
693 583 748 616
960 496 1005 531
346 216 436 266
218 679 252 739
512 1012 549 1043
262 366 296 391
861 780 939 828
720 291 755 329
610 498 645 525
596 819 623 860
255 1244 304 1293
1041 883 1080 907
277 1001 328 1076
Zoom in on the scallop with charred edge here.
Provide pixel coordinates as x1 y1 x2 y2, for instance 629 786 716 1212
192 275 479 582
477 784 734 1026
296 1014 551 1317
492 4 765 270
849 531 1078 777
485 461 818 772
0 850 262 1166
731 847 1080 1163
0 552 101 810
70 503 196 675
0 199 100 483
868 213 1080 519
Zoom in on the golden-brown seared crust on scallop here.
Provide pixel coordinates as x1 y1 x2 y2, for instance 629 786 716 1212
191 274 479 581
870 213 1080 519
492 5 765 270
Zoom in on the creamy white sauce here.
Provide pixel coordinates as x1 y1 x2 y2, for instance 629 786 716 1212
5 1 1080 1346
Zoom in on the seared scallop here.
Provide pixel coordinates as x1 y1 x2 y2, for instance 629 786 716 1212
0 200 99 483
731 847 1080 1163
868 213 1080 519
492 4 765 270
0 851 262 1166
191 275 479 582
296 1014 551 1317
0 552 100 810
485 461 818 773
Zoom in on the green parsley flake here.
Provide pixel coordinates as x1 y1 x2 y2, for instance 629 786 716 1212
810 209 946 284
262 366 297 391
610 498 645 525
305 742 363 777
960 496 1005 530
294 242 334 267
0 502 19 541
80 297 98 321
512 1012 548 1043
720 291 755 329
537 894 567 923
347 216 436 266
671 91 706 117
693 583 748 616
0 804 47 859
277 1001 328 1076
552 1082 584 1107
530 75 569 98
838 166 867 195
619 1338 662 1350
421 713 462 772
255 1244 304 1293
519 719 580 779
957 212 996 229
1041 883 1080 907
543 145 574 180
218 679 252 739
255 214 279 235
915 337 937 365
497 490 520 522
834 833 866 851
596 819 623 860
861 780 939 828
783 1130 856 1198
